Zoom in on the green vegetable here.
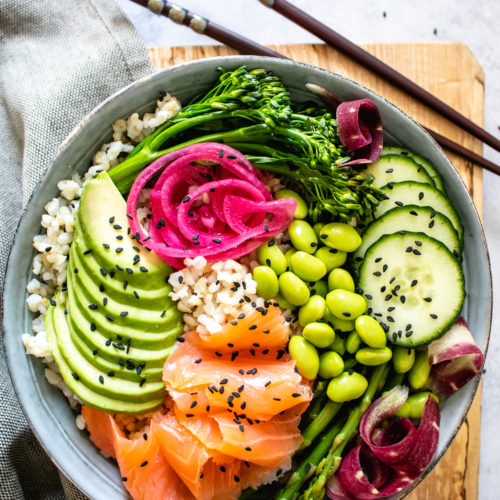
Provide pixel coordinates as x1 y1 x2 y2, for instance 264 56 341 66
355 315 387 348
314 247 347 272
318 351 344 379
288 220 318 254
355 346 393 366
408 350 432 390
327 268 355 292
313 222 325 237
393 346 416 373
290 251 327 282
345 330 362 354
328 334 346 356
299 296 326 327
108 67 385 222
275 189 308 219
327 371 368 402
289 336 319 379
307 280 328 298
257 241 287 275
319 222 362 252
274 293 295 310
303 322 335 348
326 289 366 320
278 272 310 306
252 266 279 300
324 309 354 333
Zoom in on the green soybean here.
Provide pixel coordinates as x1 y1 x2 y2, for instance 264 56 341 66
275 189 308 219
314 246 347 272
298 295 326 327
356 347 393 366
285 248 296 269
346 330 362 354
355 315 387 348
288 220 318 254
326 289 366 320
319 222 362 252
408 350 431 390
288 336 319 379
327 268 355 292
327 371 368 402
313 222 325 237
393 346 416 374
324 308 355 333
303 322 335 348
319 351 344 379
257 241 287 275
395 392 439 419
253 266 279 300
308 280 328 298
290 251 327 282
274 294 295 310
278 272 310 306
329 334 346 356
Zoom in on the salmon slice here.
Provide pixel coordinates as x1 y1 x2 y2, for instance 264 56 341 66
198 304 290 350
82 406 193 500
163 332 312 420
152 413 243 500
176 408 303 467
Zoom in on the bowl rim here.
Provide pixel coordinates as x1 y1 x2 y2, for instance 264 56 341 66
3 54 492 499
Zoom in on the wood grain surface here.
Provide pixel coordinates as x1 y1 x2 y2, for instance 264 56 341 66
148 42 483 499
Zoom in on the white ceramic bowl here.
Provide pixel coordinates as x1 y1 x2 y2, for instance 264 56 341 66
3 56 491 499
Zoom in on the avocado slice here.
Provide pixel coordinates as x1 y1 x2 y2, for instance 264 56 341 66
46 305 164 413
77 172 170 291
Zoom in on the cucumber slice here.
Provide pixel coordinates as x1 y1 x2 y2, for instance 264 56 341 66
381 146 445 192
362 155 435 188
352 205 462 268
375 181 463 242
358 232 465 347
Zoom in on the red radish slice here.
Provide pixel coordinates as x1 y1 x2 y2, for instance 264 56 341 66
336 99 383 165
126 143 295 268
428 317 485 398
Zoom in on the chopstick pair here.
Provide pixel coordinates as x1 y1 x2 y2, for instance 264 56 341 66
131 0 500 176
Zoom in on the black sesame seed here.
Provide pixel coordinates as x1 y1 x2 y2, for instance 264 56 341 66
176 336 185 343
395 201 404 207
430 314 438 319
429 220 435 228
99 375 104 384
342 312 351 317
249 324 257 330
239 425 245 432
212 238 222 244
103 243 110 249
88 303 98 310
71 372 79 381
373 271 382 277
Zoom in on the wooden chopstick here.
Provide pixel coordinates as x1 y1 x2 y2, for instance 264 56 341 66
130 0 500 176
260 0 500 155
130 0 284 58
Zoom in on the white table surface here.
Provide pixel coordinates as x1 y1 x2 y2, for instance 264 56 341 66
117 1 500 496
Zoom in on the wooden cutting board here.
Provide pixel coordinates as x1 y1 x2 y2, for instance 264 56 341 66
148 42 483 499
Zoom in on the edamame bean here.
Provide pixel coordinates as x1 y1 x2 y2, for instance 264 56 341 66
288 336 319 379
324 307 355 332
327 268 355 292
356 347 393 366
308 280 328 298
313 222 325 237
327 371 368 402
326 289 366 320
319 222 362 252
278 272 310 306
303 322 335 348
314 246 347 272
257 241 287 275
274 294 295 310
298 295 326 327
253 266 279 300
355 315 387 348
329 334 346 356
291 251 327 282
288 220 318 254
395 392 439 419
275 189 308 219
346 330 362 354
319 351 344 379
285 248 296 269
393 346 416 374
408 350 431 390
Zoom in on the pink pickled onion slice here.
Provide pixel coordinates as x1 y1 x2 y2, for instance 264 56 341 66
126 143 294 268
328 387 440 499
428 317 485 398
336 99 383 165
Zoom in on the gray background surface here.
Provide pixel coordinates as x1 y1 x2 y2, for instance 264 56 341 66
116 1 500 497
